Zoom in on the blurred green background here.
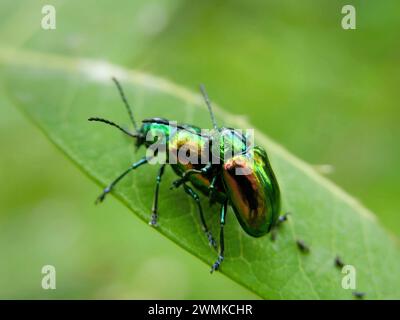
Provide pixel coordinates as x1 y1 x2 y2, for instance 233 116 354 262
0 0 399 298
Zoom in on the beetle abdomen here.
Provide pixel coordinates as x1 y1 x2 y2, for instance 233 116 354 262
222 147 280 237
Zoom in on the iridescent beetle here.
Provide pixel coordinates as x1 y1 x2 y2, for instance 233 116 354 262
89 78 283 272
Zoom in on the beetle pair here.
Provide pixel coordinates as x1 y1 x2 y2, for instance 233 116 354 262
89 78 283 272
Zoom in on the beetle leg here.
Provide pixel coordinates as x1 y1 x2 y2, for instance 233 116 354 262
277 212 290 224
170 163 212 189
270 212 290 241
183 184 217 249
95 157 148 204
149 164 166 227
296 239 310 253
211 199 228 273
170 175 195 189
352 291 366 299
270 229 278 242
208 175 218 205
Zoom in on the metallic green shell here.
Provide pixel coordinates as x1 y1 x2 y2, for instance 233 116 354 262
222 146 280 237
139 119 280 237
140 119 226 200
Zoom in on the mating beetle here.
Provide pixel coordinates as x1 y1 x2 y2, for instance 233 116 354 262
89 78 282 272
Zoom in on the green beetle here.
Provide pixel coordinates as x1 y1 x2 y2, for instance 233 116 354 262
89 78 282 272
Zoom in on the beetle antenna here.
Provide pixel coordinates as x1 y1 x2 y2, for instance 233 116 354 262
88 117 139 138
112 77 138 132
199 84 217 130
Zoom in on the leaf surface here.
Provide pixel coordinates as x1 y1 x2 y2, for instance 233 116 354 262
1 47 399 299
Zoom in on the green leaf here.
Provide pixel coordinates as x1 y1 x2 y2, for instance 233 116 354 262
1 46 400 299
